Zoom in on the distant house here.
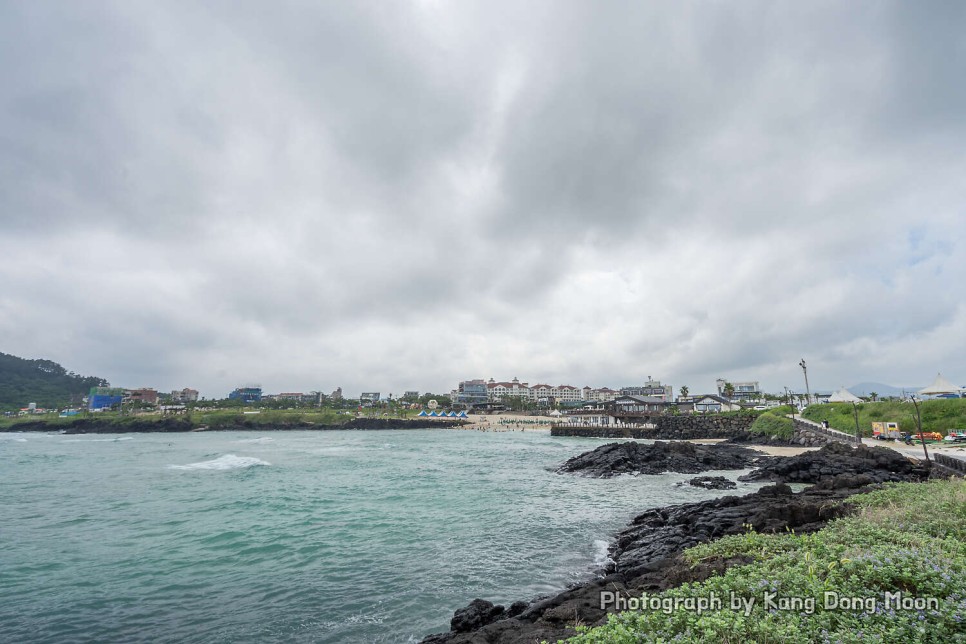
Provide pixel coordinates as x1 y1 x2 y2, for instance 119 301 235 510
620 378 673 402
88 387 126 411
360 392 381 405
228 387 262 403
716 379 761 402
170 388 199 403
682 394 742 413
126 388 159 405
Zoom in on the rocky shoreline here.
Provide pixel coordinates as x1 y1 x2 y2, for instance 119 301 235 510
555 440 773 477
2 417 465 434
421 442 931 644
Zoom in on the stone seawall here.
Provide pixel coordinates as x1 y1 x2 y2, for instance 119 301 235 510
552 415 866 446
551 414 755 440
789 417 861 447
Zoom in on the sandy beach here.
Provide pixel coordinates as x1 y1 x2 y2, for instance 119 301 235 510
455 413 554 432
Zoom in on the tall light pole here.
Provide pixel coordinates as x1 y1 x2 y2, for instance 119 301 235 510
910 396 931 468
851 401 861 444
799 359 811 407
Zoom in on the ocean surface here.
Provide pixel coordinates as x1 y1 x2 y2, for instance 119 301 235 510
1 429 766 643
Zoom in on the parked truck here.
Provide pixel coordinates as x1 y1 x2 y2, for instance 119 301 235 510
871 421 902 441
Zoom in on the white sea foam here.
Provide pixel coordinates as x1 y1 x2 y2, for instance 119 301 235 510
236 437 274 444
593 539 615 568
62 436 134 443
168 454 270 471
0 436 28 442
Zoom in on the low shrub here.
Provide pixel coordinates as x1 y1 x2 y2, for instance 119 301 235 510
749 412 795 440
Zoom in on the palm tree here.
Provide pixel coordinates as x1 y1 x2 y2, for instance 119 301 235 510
869 392 878 402
679 385 689 400
723 382 735 400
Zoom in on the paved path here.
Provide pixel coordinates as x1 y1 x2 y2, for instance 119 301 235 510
790 413 966 463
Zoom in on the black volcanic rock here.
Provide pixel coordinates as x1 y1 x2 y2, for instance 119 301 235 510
421 481 871 644
450 599 504 632
738 442 929 484
556 440 771 477
687 475 737 490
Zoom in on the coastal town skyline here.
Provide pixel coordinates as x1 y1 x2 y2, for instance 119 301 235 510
2 2 964 404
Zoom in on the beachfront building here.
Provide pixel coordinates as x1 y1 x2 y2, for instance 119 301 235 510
561 402 615 427
228 387 262 403
561 395 672 427
486 377 532 401
475 378 638 406
88 387 126 411
581 386 619 402
620 378 673 402
715 379 762 402
555 385 582 403
456 380 489 406
170 388 199 403
126 388 159 405
682 394 743 413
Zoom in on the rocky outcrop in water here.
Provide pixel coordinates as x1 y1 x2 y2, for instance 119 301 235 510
420 479 870 644
738 442 929 484
556 441 772 478
686 475 737 490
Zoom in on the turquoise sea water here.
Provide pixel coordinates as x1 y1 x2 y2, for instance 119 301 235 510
1 429 765 643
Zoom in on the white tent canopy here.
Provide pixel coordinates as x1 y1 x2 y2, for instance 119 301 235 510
829 387 862 403
918 373 963 396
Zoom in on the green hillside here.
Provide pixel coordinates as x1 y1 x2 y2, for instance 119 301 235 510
0 352 108 411
802 398 966 436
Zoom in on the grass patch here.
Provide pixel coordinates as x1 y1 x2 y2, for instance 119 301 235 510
749 412 795 440
802 398 966 438
564 479 966 643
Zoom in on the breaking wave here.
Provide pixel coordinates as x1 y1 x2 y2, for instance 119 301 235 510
168 455 270 471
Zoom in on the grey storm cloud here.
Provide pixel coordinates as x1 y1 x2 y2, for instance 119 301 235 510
1 0 964 397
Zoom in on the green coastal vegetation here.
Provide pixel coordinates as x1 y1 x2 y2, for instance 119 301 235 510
565 478 966 643
0 406 435 432
0 352 107 412
803 399 966 437
748 406 797 439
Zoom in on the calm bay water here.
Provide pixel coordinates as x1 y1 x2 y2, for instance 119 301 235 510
1 429 764 643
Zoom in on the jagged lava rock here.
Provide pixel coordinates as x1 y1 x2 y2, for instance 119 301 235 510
557 440 772 477
738 442 929 484
687 475 737 490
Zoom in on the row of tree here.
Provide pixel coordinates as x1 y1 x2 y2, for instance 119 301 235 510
0 352 108 411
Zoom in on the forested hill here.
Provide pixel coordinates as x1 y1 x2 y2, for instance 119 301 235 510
0 352 108 410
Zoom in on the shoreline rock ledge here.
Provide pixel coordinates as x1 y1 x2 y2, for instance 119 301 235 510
421 443 930 644
555 440 772 477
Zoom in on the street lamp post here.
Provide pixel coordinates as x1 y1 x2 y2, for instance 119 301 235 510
799 358 811 406
910 396 931 469
851 401 861 444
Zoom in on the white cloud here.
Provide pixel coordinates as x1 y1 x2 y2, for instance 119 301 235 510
1 1 964 397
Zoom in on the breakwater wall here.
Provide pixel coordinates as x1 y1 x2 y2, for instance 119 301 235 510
789 417 861 447
551 415 865 446
933 453 966 478
551 414 755 440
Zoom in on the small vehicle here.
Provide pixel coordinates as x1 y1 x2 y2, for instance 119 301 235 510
944 431 966 443
913 432 943 443
872 421 902 441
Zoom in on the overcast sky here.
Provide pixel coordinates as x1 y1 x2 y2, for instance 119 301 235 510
1 1 964 399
